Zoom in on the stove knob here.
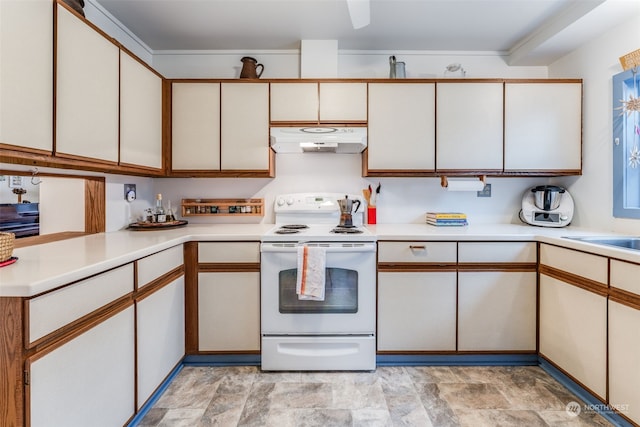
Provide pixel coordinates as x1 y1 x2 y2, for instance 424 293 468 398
286 197 294 205
276 198 285 206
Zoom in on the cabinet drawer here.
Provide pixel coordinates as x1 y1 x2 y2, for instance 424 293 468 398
540 244 607 284
27 264 133 346
611 259 640 295
198 242 260 263
458 242 536 263
378 242 456 263
137 245 183 289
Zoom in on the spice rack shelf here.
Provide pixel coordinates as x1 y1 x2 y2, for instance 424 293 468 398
181 198 263 217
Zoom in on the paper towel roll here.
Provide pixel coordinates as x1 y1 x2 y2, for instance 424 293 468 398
445 179 485 192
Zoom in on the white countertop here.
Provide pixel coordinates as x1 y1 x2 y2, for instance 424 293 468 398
2 222 639 297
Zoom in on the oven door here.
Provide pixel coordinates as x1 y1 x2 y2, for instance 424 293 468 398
260 242 376 335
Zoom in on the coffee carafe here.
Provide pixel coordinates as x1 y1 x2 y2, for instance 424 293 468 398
337 195 361 227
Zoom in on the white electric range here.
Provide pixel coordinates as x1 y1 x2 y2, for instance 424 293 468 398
260 193 377 371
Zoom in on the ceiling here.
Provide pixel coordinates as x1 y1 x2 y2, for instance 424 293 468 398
89 0 640 65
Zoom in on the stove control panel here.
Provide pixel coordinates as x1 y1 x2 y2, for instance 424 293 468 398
274 193 347 213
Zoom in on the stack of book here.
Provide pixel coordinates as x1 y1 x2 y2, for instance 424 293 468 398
426 212 468 226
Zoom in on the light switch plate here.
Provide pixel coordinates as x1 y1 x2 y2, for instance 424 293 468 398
477 183 491 197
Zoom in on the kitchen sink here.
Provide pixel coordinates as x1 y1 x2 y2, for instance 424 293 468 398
563 236 640 251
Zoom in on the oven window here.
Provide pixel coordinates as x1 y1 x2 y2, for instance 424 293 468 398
278 268 358 313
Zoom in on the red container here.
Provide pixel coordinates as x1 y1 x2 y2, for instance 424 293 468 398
367 207 377 224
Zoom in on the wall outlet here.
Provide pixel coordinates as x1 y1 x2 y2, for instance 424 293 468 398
477 183 491 197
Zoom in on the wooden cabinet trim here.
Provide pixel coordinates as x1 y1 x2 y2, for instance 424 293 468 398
0 298 25 427
609 287 640 310
539 265 608 297
458 263 537 272
134 266 185 302
184 242 199 354
378 263 457 272
199 262 261 273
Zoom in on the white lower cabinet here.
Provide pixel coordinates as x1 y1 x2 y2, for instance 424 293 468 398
458 271 536 351
377 271 457 351
539 274 607 399
609 300 640 425
28 306 135 427
137 277 185 409
198 272 260 351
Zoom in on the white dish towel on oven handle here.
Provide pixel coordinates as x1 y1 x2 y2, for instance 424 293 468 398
296 245 326 301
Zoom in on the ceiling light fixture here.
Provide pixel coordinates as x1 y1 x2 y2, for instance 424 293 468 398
347 0 370 29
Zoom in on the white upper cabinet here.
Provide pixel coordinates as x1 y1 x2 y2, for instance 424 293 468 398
270 82 366 123
0 0 53 152
171 82 221 170
119 51 163 170
367 83 436 171
319 83 367 122
436 82 503 171
270 82 318 122
504 82 582 172
55 5 119 162
221 82 270 170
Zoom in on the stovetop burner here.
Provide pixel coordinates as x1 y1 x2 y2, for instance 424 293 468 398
331 227 364 234
274 228 301 234
280 224 309 230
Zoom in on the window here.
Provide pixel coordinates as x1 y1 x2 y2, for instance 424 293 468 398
613 68 640 218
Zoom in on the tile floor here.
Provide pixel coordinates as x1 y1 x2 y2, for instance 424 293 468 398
138 365 614 427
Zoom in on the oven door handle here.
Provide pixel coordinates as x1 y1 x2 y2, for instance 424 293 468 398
261 242 377 253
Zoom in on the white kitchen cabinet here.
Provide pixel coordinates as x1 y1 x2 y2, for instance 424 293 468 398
504 82 582 172
137 277 185 409
378 271 457 351
221 82 270 170
198 272 260 351
0 0 52 152
458 242 537 351
137 244 184 289
319 82 367 122
436 82 503 171
458 272 536 351
367 83 436 172
28 306 135 427
120 51 163 170
270 82 319 122
55 5 119 162
539 274 607 399
608 300 640 425
377 241 457 351
171 82 221 170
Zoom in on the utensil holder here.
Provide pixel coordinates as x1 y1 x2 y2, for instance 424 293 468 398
367 207 377 225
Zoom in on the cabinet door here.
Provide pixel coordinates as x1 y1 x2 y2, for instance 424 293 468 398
458 271 536 351
0 0 52 152
29 307 135 427
221 83 270 170
539 275 607 399
378 271 456 351
171 82 221 170
137 277 185 409
198 272 260 351
609 300 640 425
120 51 163 169
319 82 367 122
270 82 318 122
504 82 582 172
367 83 436 171
55 6 119 162
436 82 503 171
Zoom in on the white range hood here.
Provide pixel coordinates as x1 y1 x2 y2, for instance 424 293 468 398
270 127 367 153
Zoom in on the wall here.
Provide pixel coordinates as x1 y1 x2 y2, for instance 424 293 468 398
0 175 40 204
549 13 640 233
39 177 84 234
